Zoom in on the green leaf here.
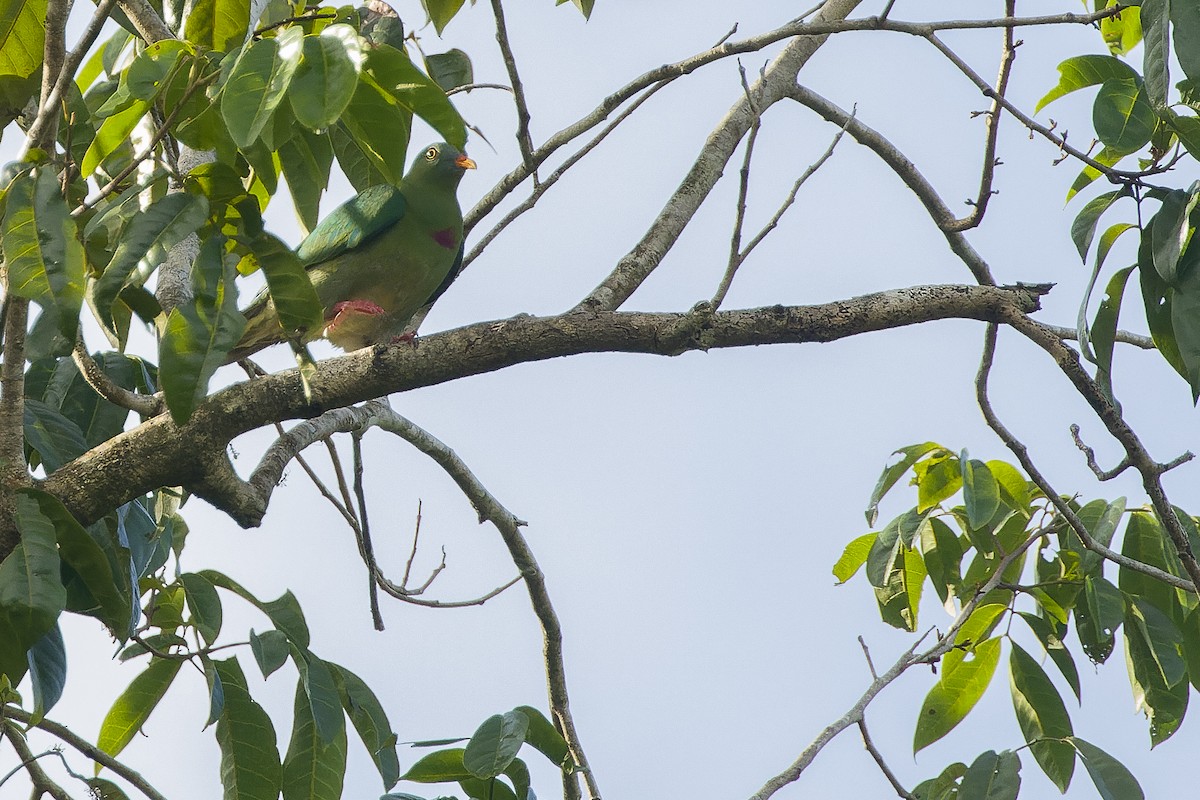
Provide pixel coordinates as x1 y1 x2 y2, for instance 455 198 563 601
183 0 251 53
460 777 518 800
180 572 223 646
920 517 964 605
22 489 129 633
24 397 87 472
339 71 412 185
1071 189 1128 263
214 658 283 800
1076 575 1124 663
27 622 66 720
126 40 189 101
198 570 311 648
1017 611 1082 701
1036 55 1137 113
200 654 225 727
1100 2 1142 56
81 99 148 177
1078 497 1127 578
403 748 473 782
1093 77 1157 154
96 657 182 759
1 493 67 649
279 127 334 234
1009 643 1075 792
1124 597 1188 745
832 532 876 584
365 45 466 150
330 122 390 191
421 0 467 35
464 711 529 779
1 169 86 340
911 762 967 800
958 750 1020 800
1181 605 1200 692
221 26 303 147
159 237 246 423
873 542 925 632
961 457 1000 530
425 49 473 92
45 351 139 449
290 648 346 745
1151 186 1200 285
0 0 47 80
290 26 362 129
913 637 1002 753
1172 0 1200 83
1066 146 1125 204
503 757 531 800
244 232 324 332
1067 737 1144 800
513 706 571 769
1139 251 1190 382
250 628 290 678
866 443 943 525
92 192 209 328
1119 511 1187 625
329 662 399 788
1092 265 1136 404
1142 0 1170 106
1166 111 1200 160
283 678 348 800
914 452 961 512
1169 261 1200 396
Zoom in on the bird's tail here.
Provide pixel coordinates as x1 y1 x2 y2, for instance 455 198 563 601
222 297 283 364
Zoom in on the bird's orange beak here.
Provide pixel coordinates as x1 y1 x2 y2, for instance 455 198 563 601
456 153 477 170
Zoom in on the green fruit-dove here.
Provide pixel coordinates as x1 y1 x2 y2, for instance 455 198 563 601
224 142 476 363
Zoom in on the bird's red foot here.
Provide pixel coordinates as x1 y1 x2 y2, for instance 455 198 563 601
390 331 419 349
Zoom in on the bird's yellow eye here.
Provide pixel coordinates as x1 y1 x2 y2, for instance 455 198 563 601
425 147 438 160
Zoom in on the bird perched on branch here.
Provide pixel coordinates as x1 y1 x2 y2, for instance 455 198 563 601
225 142 476 363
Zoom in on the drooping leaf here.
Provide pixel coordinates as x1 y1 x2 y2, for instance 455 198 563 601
1 493 67 653
425 49 473 92
290 648 346 745
180 572 223 646
1172 0 1200 83
1067 737 1144 800
961 457 1000 530
339 71 412 184
833 532 876 584
279 127 334 234
1125 597 1189 745
250 628 290 678
1071 189 1128 263
330 662 399 788
958 750 1020 800
1075 575 1125 663
920 517 964 605
1018 611 1081 701
913 637 1002 753
282 678 348 800
366 44 466 149
1100 1 1142 56
214 658 283 800
81 98 148 177
911 762 967 800
873 542 925 632
1142 0 1170 106
199 654 225 727
23 398 87 472
865 442 943 525
1009 643 1075 791
464 711 529 779
1 168 86 340
513 706 571 769
96 657 182 759
26 621 66 720
198 570 311 648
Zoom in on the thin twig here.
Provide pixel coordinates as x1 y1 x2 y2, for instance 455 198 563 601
0 723 73 800
447 82 513 96
490 0 538 179
857 636 877 680
712 62 762 312
858 718 916 800
976 322 1196 593
351 430 385 631
1 708 168 800
402 500 423 588
323 437 360 529
1070 423 1133 481
1041 322 1155 350
377 573 522 607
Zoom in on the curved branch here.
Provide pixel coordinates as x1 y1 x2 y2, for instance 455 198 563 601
38 283 1047 534
72 343 164 418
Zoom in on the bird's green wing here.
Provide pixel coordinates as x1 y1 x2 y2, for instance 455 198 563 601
296 184 408 266
425 241 464 307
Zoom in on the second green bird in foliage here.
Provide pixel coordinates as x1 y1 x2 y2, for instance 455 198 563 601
225 142 476 363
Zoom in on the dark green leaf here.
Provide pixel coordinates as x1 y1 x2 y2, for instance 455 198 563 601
1076 575 1124 663
1172 0 1200 83
46 351 138 449
290 26 361 129
126 40 188 100
159 237 246 423
27 622 66 720
200 653 225 727
920 517 963 605
279 127 335 234
1125 597 1189 745
425 49 473 92
330 662 399 788
339 71 412 184
221 26 303 147
92 192 209 328
1092 265 1136 403
214 658 283 800
1119 511 1186 625
959 750 1020 800
1066 146 1125 204
250 628 290 678
1071 189 1128 263
199 570 311 648
1 493 67 650
360 3 405 48
290 648 346 744
1151 186 1199 285
283 678 348 800
366 45 466 149
911 762 966 800
961 457 1000 530
1139 248 1190 382
23 398 87 472
330 122 389 191
1093 77 1157 154
180 572 223 646
96 657 182 759
403 748 472 782
513 706 570 769
244 232 324 333
1018 611 1082 701
1009 643 1074 791
1 169 86 340
1142 0 1170 106
1067 737 1144 800
873 542 925 632
464 711 529 779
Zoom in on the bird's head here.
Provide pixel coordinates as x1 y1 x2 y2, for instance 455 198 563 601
407 142 477 188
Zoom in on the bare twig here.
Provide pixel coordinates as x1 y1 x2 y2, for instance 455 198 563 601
1 707 168 800
857 635 877 680
446 82 513 96
1070 423 1133 481
490 0 538 178
789 85 995 285
351 430 385 630
0 723 73 800
402 500 423 588
976 322 1196 593
1041 322 1155 350
858 718 916 800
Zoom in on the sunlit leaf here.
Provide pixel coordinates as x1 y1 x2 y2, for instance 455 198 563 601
96 657 182 760
1036 55 1137 113
1009 643 1074 791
